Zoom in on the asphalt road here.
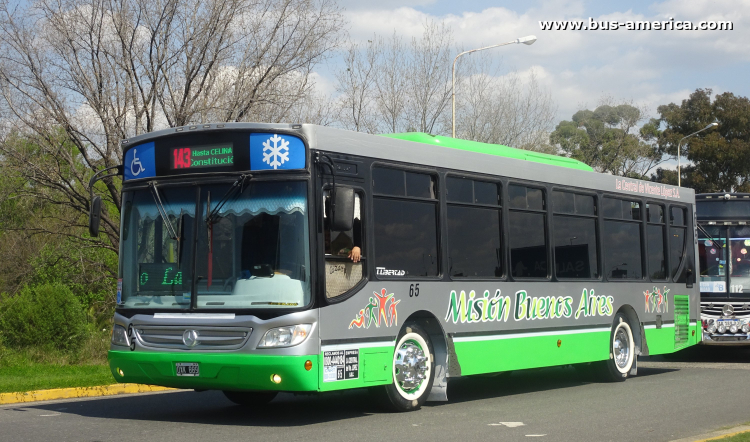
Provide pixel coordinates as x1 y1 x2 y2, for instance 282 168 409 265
3 346 750 442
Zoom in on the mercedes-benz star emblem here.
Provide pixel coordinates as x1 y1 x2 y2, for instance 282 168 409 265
723 304 735 317
183 329 200 348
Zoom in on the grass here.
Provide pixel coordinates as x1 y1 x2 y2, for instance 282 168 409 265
712 432 750 442
0 364 114 393
0 329 115 393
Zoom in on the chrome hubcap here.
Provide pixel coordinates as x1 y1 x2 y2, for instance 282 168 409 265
613 327 631 369
394 340 428 392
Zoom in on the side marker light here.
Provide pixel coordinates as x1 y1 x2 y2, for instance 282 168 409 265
557 339 562 347
118 368 124 377
271 374 282 384
304 360 313 371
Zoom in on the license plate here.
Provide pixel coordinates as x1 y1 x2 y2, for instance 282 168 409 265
176 362 199 377
718 319 742 326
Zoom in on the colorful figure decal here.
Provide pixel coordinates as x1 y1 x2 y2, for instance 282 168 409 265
644 287 669 313
349 289 401 329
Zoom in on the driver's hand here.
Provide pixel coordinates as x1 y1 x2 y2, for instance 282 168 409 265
349 246 361 263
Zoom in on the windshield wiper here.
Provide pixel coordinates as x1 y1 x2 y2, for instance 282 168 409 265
148 181 179 240
698 224 723 250
205 174 252 225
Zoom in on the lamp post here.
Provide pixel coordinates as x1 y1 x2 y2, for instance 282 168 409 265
677 122 718 187
451 35 537 138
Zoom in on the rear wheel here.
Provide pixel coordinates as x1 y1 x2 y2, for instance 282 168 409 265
600 313 636 382
377 324 435 412
222 390 278 407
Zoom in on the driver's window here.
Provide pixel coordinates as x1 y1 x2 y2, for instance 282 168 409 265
324 191 364 298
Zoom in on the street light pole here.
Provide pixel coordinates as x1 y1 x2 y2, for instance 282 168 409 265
451 35 537 138
677 122 719 187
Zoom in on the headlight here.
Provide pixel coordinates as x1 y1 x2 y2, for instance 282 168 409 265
708 323 717 333
258 324 311 348
742 324 750 333
111 324 130 347
730 325 739 334
717 324 727 334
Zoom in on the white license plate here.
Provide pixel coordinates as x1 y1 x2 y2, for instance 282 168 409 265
176 362 199 377
718 319 742 326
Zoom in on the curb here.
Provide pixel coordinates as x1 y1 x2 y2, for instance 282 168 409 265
671 425 750 442
0 384 177 405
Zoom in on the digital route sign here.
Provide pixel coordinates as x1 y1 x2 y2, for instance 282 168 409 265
171 143 234 170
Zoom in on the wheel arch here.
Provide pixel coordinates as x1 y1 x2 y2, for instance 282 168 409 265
615 304 646 377
402 310 451 401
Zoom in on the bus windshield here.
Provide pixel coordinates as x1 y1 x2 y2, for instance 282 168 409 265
119 181 311 309
699 225 750 297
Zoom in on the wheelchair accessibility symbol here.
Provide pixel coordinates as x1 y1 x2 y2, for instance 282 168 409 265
130 149 145 176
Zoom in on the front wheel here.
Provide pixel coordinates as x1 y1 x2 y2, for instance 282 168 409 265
600 313 636 382
376 324 435 412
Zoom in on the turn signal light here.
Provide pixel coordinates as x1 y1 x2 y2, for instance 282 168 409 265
271 374 282 384
118 368 124 377
557 339 562 347
304 360 313 371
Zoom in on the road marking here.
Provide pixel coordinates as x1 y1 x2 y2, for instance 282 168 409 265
525 435 547 437
489 422 525 427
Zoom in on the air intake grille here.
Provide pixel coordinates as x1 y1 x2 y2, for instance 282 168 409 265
135 326 251 350
674 295 689 349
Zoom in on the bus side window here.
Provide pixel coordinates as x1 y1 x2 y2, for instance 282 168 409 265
670 206 688 282
324 192 364 298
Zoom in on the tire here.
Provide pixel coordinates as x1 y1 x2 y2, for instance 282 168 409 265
600 313 636 382
222 390 278 407
376 323 435 412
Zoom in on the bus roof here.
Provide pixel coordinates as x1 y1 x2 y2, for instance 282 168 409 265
380 132 594 172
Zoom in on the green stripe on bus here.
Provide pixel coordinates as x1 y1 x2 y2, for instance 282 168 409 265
380 132 595 172
453 330 611 376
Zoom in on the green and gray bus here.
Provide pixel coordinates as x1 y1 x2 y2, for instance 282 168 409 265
91 124 701 411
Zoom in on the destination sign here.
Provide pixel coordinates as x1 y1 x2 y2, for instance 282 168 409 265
171 143 233 170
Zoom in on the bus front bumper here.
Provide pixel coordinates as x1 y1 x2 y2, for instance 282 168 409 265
701 332 750 346
108 350 319 392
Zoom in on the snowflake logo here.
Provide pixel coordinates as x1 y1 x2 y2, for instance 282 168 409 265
262 134 290 169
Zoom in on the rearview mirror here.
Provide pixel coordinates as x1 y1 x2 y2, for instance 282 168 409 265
331 186 354 231
89 195 102 237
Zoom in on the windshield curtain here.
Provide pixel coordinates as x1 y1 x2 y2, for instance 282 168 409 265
119 181 311 310
195 181 310 308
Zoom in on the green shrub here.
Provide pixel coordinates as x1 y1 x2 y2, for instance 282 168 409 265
0 283 87 352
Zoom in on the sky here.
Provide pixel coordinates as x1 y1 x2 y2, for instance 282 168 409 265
323 0 748 125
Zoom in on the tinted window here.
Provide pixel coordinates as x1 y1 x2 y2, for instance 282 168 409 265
603 197 640 220
671 226 686 279
553 216 598 278
474 181 500 205
510 211 547 278
373 198 438 277
373 167 404 196
603 220 643 279
671 206 686 226
553 191 574 213
448 206 502 277
647 225 667 280
405 171 435 199
697 200 750 220
509 185 544 210
648 204 665 223
447 177 472 203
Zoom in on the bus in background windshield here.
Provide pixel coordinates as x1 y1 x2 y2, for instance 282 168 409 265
697 193 750 344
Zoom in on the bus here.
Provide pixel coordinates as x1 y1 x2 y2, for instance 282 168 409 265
697 193 750 344
90 124 701 412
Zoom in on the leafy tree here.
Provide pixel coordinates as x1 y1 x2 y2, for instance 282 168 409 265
652 88 750 192
550 101 664 177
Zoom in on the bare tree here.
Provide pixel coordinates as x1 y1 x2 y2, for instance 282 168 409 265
0 0 343 252
333 22 556 152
